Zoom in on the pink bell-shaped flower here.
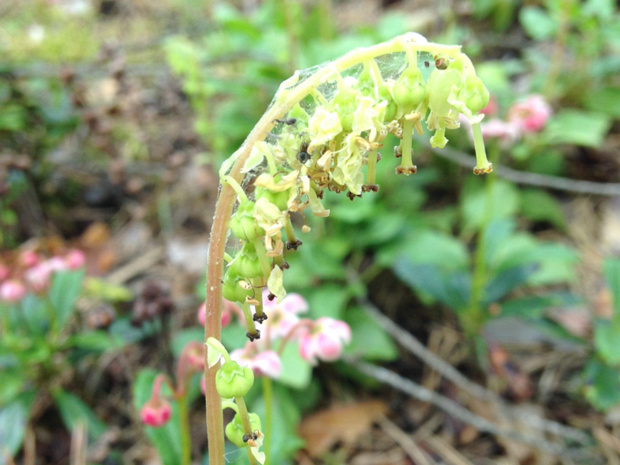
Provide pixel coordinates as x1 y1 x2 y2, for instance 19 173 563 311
0 280 27 303
298 317 351 365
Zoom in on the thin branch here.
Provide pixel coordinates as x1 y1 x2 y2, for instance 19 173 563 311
349 359 595 460
425 141 620 196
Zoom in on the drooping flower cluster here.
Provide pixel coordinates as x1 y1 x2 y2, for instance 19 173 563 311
0 248 86 304
220 33 491 342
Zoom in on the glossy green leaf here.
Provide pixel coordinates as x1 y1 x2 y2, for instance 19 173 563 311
344 307 398 361
520 189 566 230
53 389 105 439
603 259 620 314
461 179 520 234
542 110 611 148
483 264 537 305
594 318 620 365
277 343 312 388
0 401 28 458
584 358 620 411
49 270 84 329
519 6 557 40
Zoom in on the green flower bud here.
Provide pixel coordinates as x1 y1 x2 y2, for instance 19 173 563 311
230 202 265 242
392 67 426 114
229 243 264 279
463 76 490 114
330 91 356 133
222 269 253 303
255 185 289 211
225 412 262 447
379 86 397 122
427 68 462 117
216 360 255 399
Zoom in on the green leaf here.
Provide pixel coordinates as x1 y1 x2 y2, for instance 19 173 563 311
483 264 537 305
594 318 620 365
0 400 28 458
541 110 611 148
603 259 620 314
277 343 312 388
53 389 105 439
133 369 182 465
584 87 620 118
519 6 557 40
519 189 566 230
584 358 620 410
49 270 84 329
344 307 398 361
400 229 469 271
307 284 349 320
498 293 580 319
0 369 23 406
461 179 520 234
66 331 124 352
393 260 471 310
527 243 578 285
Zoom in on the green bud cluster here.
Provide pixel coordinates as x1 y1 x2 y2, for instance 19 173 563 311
215 360 255 399
225 412 262 447
219 34 492 343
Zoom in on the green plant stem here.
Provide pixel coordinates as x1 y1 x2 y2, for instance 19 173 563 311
235 396 259 465
318 0 333 41
278 0 299 72
544 0 572 99
178 394 192 465
366 149 379 185
262 376 273 465
204 35 467 465
466 143 500 336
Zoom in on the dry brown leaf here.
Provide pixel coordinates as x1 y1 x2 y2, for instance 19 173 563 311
299 400 388 457
80 222 111 248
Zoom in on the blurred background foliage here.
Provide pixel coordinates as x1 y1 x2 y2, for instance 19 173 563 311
2 0 620 463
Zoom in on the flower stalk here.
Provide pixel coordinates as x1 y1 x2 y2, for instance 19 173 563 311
204 33 491 465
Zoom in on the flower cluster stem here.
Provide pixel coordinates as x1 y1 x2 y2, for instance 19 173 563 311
205 35 471 465
178 394 192 465
466 143 500 336
262 376 273 465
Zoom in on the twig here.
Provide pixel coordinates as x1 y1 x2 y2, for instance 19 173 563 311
425 141 620 196
348 270 591 445
379 416 436 465
349 359 592 459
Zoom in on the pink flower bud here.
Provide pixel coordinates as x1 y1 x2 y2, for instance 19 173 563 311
0 280 27 303
140 398 172 427
508 95 552 134
231 343 282 379
0 264 10 282
182 342 205 372
480 118 521 146
24 264 53 294
19 250 40 268
197 299 235 327
299 317 351 365
480 95 498 117
64 249 86 269
46 257 68 272
197 302 206 326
